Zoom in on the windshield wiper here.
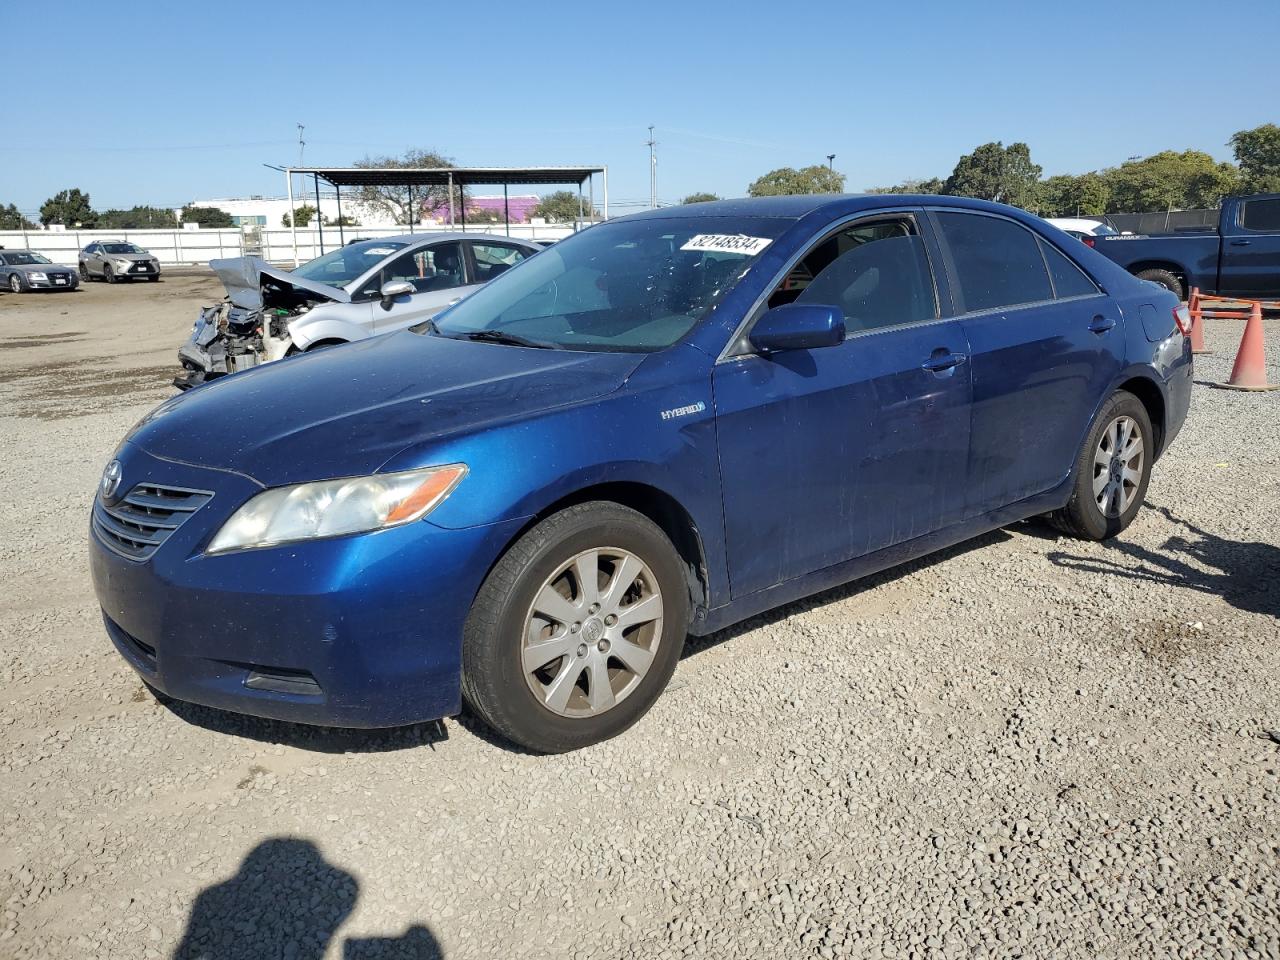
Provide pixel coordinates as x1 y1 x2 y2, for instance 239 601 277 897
451 329 554 349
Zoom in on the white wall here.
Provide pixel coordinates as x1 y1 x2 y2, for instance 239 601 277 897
0 223 579 267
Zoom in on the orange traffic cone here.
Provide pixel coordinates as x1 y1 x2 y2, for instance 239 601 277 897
1187 287 1211 355
1214 301 1278 391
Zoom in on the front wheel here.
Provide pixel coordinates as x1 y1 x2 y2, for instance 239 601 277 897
8 273 23 293
462 502 689 753
104 264 116 283
79 262 91 282
1048 391 1153 540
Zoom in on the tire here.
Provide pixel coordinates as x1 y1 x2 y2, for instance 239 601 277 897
1048 390 1153 541
79 262 90 282
104 264 115 283
147 274 159 282
462 502 690 753
1135 268 1184 301
8 273 23 293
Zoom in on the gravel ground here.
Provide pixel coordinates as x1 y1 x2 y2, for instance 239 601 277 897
1 278 1278 960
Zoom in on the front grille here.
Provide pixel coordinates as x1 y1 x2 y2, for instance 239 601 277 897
129 261 153 274
93 483 213 561
46 271 73 283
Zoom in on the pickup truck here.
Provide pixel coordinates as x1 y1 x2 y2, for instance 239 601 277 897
1088 193 1280 300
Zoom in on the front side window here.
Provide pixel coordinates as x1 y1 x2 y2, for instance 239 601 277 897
766 218 938 333
431 216 789 352
935 211 1053 312
381 242 464 293
471 242 529 282
1038 238 1099 299
291 238 409 288
1240 198 1280 232
1 251 48 266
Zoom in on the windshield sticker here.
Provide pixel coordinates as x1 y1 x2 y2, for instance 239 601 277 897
362 247 396 256
680 234 772 256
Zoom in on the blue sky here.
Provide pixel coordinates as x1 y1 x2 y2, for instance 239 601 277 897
5 0 1278 215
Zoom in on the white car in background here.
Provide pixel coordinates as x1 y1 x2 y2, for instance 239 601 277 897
1045 217 1124 246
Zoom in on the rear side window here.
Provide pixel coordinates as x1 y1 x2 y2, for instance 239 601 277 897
935 211 1052 312
1240 198 1280 232
1038 239 1099 298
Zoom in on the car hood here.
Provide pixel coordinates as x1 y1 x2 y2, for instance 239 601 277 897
129 330 643 485
102 252 155 262
210 256 350 311
14 262 74 273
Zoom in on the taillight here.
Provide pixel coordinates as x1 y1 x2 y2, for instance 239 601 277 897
1082 236 1096 247
1173 304 1192 335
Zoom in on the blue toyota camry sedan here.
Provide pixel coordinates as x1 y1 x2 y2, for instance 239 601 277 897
90 195 1192 752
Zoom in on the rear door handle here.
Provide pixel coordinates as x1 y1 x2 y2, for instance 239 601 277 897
1230 239 1252 246
1088 315 1117 334
921 351 967 372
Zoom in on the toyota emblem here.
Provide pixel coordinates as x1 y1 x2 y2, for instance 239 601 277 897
100 459 123 501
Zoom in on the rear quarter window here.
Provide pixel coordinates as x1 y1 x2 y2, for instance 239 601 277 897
1038 239 1099 299
934 211 1053 312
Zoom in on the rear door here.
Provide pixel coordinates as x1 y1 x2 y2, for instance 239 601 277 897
1218 197 1280 297
929 209 1124 516
366 241 468 335
713 211 972 598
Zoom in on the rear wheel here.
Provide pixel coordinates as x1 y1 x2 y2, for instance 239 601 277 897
462 502 689 753
1048 390 1153 540
1135 268 1184 301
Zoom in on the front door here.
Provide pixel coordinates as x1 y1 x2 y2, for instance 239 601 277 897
368 241 471 335
930 210 1126 515
1218 197 1280 298
713 213 972 599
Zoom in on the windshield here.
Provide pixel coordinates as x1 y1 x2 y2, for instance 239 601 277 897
291 239 409 287
430 217 789 352
102 242 144 254
4 252 50 265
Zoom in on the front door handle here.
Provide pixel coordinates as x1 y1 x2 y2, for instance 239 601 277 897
1230 239 1252 246
921 351 967 373
1088 315 1117 334
448 297 463 305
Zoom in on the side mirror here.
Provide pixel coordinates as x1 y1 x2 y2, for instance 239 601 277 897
380 280 415 305
748 303 845 355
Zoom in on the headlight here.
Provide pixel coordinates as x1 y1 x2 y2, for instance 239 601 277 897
29 271 47 281
115 259 132 269
206 464 467 554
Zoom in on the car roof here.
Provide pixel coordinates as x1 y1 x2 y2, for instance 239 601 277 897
614 193 1031 222
361 232 539 246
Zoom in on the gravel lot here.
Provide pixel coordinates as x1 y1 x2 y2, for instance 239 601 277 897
1 276 1278 960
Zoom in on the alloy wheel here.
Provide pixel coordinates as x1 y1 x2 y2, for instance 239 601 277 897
521 547 664 718
1092 415 1144 518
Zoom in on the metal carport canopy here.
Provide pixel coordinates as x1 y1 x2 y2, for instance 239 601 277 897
289 165 606 189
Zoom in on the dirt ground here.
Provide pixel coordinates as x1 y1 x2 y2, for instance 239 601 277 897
1 276 1278 960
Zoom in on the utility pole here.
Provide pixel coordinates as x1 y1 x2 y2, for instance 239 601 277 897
827 154 835 171
297 123 306 167
647 125 657 209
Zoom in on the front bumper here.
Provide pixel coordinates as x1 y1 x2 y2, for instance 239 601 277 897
24 273 78 290
89 442 525 728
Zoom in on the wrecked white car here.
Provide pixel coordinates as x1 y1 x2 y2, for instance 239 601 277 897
176 233 539 389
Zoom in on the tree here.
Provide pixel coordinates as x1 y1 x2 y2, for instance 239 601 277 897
283 204 318 227
0 203 36 230
354 148 463 225
180 205 235 228
1230 123 1280 194
97 206 177 229
681 192 720 204
40 188 96 227
533 191 593 223
747 165 845 196
866 177 945 195
325 214 360 227
944 142 1042 209
1104 151 1239 212
1036 172 1111 218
